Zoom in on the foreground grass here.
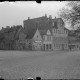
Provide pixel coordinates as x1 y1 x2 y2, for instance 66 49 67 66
0 50 80 79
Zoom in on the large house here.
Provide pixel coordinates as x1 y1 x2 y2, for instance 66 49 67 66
15 14 68 51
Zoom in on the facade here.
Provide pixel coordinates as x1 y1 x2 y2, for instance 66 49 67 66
15 14 69 51
68 35 80 50
41 29 53 51
32 29 42 50
15 27 27 50
25 39 32 50
52 25 68 50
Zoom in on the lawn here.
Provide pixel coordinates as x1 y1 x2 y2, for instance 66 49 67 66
0 50 80 79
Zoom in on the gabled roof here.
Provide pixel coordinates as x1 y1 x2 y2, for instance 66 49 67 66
24 16 53 39
23 15 64 39
52 17 64 24
26 28 37 39
39 29 47 37
15 27 27 40
23 15 58 30
26 28 52 39
39 29 52 37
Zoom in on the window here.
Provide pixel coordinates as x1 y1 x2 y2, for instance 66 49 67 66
54 44 55 47
54 37 56 40
43 44 45 50
37 35 38 38
47 30 51 35
51 36 52 40
58 30 59 34
48 44 51 49
56 44 57 47
59 44 60 48
46 44 48 50
52 22 54 26
56 29 57 33
43 35 45 40
50 44 51 49
45 36 47 41
61 30 63 34
54 29 55 33
66 31 67 34
47 35 51 41
63 30 65 34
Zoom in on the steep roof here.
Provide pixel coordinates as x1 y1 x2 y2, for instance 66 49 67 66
26 28 37 39
23 16 52 39
23 16 58 30
23 15 64 39
39 29 47 38
15 27 27 40
52 17 64 24
39 29 52 37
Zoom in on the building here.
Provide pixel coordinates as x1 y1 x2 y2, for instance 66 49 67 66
23 14 68 51
15 27 27 50
32 29 53 51
39 29 53 51
32 29 42 51
68 30 80 50
52 17 68 50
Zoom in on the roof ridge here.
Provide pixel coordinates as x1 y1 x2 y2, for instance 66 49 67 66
14 27 23 39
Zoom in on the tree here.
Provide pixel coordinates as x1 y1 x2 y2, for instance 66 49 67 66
0 25 23 50
59 1 80 30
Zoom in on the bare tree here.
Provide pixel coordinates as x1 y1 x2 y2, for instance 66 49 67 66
59 1 80 30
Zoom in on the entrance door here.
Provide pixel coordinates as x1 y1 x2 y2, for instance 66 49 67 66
62 44 64 50
43 44 45 51
49 44 52 50
46 44 48 50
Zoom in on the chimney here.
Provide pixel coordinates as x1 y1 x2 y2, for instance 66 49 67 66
45 14 47 18
28 17 30 20
6 26 10 29
49 15 52 20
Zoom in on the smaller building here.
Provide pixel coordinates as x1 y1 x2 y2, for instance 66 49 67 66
26 28 53 51
40 29 53 51
25 39 32 50
15 27 27 50
68 35 80 50
32 29 42 51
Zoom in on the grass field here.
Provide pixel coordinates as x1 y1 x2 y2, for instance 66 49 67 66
0 50 80 79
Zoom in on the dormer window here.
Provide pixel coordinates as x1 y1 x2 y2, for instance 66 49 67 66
52 22 54 26
47 29 51 35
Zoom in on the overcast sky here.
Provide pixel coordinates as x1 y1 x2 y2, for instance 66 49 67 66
0 1 68 29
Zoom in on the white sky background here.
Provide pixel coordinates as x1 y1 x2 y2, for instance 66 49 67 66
0 1 68 29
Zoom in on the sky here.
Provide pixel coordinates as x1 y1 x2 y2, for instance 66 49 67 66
0 1 68 30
